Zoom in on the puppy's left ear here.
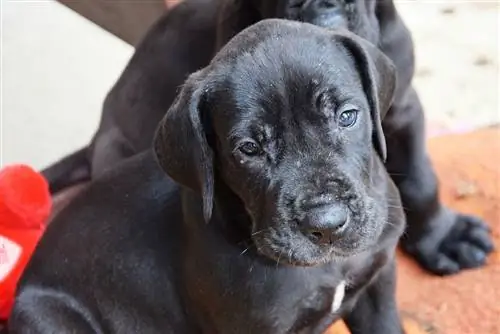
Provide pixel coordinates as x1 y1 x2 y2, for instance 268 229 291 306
337 33 397 161
153 69 214 223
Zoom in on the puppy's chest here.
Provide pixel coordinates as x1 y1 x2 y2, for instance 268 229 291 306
285 280 349 333
295 280 347 315
241 271 353 334
263 259 386 333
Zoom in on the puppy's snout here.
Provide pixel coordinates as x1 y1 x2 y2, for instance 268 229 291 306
300 0 345 27
313 0 339 10
299 202 349 246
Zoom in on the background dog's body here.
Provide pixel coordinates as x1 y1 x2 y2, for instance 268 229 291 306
43 0 220 193
42 0 492 276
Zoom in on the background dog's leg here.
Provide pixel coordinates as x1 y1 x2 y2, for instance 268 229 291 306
41 147 91 194
383 87 494 276
343 261 403 334
91 127 135 178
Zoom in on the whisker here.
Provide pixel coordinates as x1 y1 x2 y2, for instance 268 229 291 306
386 200 403 205
387 172 407 177
252 228 268 236
387 204 410 211
385 221 401 228
240 244 253 256
276 251 283 268
288 250 293 265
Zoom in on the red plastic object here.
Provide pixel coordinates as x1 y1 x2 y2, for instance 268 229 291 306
0 165 51 320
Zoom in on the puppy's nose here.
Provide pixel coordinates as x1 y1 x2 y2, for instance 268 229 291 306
301 203 349 245
302 0 340 15
300 0 346 28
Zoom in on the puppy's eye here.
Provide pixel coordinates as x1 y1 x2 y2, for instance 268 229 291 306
338 109 358 128
239 141 262 156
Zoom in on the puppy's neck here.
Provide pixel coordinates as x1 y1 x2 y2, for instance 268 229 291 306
212 184 254 244
181 184 254 247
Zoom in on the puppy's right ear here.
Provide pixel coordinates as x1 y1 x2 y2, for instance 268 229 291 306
153 70 214 223
335 32 397 162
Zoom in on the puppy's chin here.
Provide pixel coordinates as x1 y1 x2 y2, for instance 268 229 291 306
308 17 348 30
251 226 361 267
250 219 385 267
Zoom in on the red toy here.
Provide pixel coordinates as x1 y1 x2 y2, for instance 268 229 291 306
0 165 51 320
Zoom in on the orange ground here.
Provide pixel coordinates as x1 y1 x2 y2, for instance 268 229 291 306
328 127 500 334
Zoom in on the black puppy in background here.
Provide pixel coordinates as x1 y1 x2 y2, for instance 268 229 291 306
11 19 405 334
42 0 493 276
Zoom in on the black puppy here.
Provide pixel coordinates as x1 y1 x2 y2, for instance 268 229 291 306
42 0 493 276
11 20 405 334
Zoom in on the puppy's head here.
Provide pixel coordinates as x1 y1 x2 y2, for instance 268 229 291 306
154 19 396 266
249 0 381 43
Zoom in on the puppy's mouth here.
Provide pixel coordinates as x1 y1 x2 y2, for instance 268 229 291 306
251 225 356 267
243 183 387 266
250 207 386 267
307 16 348 30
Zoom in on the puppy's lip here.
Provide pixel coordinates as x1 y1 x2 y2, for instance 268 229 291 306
328 246 358 258
252 236 340 267
251 235 325 267
315 16 349 30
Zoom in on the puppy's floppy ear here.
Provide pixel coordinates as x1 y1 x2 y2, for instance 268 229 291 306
153 70 214 223
336 33 397 161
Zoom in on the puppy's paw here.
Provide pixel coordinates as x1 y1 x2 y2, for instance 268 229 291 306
403 210 494 276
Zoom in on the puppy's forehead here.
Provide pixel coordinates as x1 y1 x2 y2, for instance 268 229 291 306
213 19 351 65
212 20 365 119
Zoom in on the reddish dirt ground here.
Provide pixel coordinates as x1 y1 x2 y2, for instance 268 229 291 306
327 127 500 334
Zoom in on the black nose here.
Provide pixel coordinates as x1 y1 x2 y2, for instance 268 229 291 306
301 0 339 15
300 203 349 245
300 0 345 28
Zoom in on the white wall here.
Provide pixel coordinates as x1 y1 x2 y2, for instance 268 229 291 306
1 0 133 169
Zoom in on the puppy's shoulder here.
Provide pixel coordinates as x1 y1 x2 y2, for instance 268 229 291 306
54 149 179 227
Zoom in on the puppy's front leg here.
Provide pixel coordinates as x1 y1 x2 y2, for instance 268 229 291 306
10 290 101 334
343 261 403 334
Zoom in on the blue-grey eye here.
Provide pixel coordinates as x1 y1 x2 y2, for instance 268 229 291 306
239 141 262 156
338 109 358 128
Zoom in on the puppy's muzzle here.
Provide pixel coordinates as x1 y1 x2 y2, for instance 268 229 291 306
296 196 350 246
298 0 347 29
